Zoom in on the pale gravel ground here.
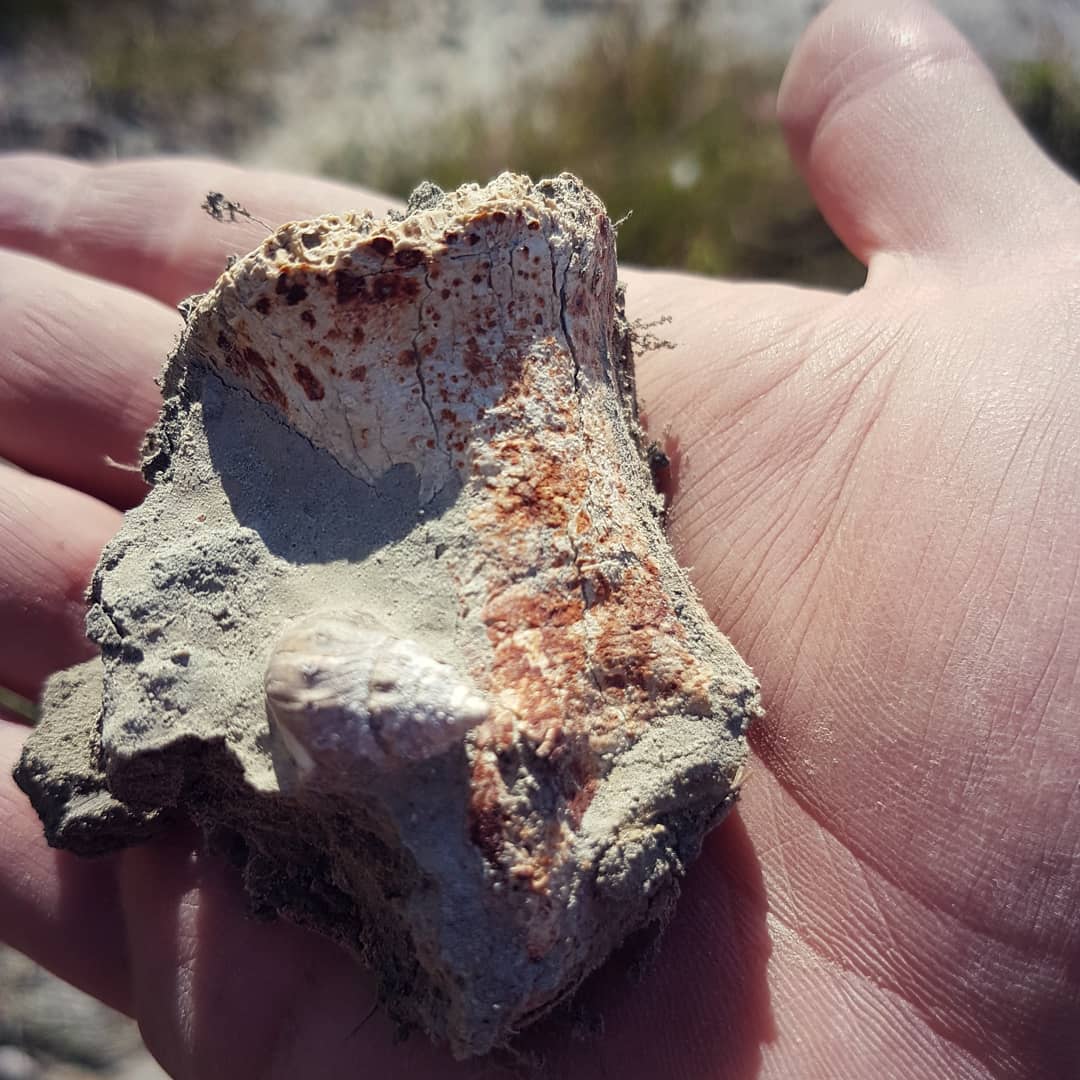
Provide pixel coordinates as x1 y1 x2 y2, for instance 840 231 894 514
0 949 167 1080
2 1 1078 1077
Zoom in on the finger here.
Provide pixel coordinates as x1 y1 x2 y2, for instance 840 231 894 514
0 154 403 309
624 263 838 471
117 831 465 1079
777 0 1080 266
0 462 120 700
0 249 180 508
0 721 132 1014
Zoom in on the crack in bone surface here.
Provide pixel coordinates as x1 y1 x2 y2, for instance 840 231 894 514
14 173 760 1060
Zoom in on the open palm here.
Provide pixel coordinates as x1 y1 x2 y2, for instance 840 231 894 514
2 2 1077 1076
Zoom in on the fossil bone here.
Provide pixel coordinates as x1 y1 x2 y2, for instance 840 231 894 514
15 173 760 1058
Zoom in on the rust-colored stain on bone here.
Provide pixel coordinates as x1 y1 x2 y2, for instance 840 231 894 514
189 178 742 967
293 363 325 401
26 175 759 1060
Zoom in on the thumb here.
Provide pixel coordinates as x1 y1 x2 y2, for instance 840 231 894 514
777 0 1080 268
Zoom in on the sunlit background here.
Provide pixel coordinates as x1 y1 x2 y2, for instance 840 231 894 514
3 0 1080 294
1 1 1078 1076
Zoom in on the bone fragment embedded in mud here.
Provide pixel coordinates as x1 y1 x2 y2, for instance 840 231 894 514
15 173 760 1059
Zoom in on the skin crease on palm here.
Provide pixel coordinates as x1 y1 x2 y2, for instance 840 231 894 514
0 0 1077 1075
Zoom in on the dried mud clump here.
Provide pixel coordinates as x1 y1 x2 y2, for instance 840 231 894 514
14 174 760 1058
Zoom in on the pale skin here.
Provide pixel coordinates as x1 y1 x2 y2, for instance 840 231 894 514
0 0 1077 1075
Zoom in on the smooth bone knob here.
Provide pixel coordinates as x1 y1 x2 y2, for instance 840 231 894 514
265 609 489 776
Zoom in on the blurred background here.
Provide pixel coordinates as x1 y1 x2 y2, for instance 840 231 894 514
1 1 1078 1077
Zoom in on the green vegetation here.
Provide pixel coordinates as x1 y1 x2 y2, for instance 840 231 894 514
1 0 276 155
324 11 865 288
322 10 1080 290
1009 58 1080 177
0 685 35 723
87 7 273 133
3 3 1080 285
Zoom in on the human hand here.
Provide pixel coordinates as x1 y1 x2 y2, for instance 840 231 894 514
1 0 1077 1076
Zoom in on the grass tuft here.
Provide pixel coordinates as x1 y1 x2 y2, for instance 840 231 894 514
5 3 1080 285
0 685 36 724
324 7 865 288
1008 58 1080 177
1 0 276 156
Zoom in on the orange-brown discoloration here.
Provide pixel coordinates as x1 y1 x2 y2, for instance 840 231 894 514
293 363 325 401
158 178 758 1054
276 272 308 306
368 235 394 257
467 756 507 864
219 344 287 410
332 269 422 306
454 311 717 962
186 177 737 969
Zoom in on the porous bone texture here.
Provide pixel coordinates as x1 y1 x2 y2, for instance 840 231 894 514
15 174 760 1058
